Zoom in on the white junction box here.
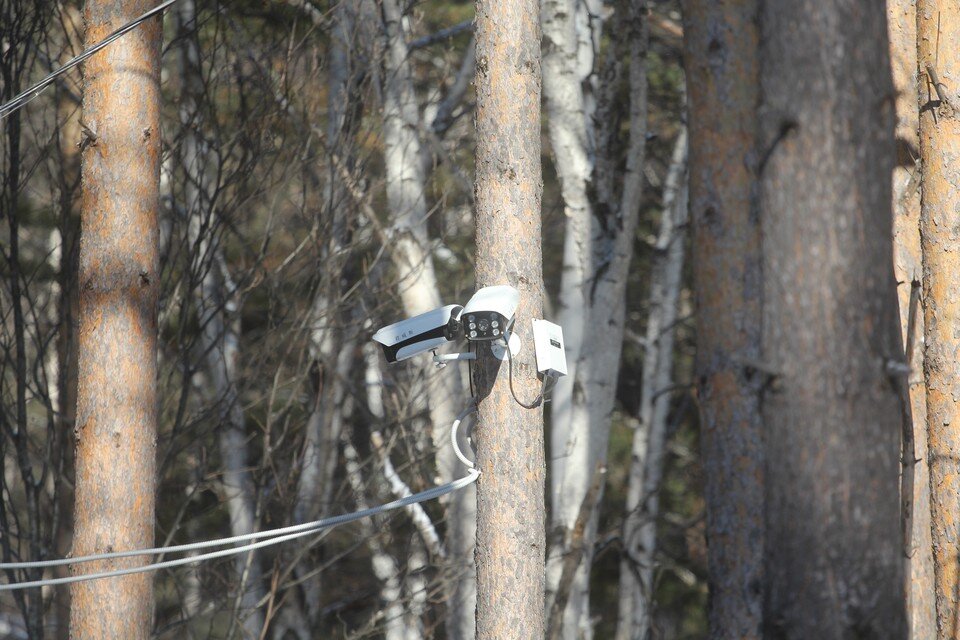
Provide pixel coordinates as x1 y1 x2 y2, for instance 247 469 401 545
532 319 567 378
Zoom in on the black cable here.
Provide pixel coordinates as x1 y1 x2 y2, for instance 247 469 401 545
506 340 542 409
468 340 476 399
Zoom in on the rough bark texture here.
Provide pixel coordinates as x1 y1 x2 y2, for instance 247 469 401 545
889 1 936 637
71 0 161 637
918 2 960 637
759 1 905 637
682 2 764 637
472 0 545 635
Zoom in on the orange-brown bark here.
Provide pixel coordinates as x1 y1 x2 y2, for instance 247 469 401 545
71 1 161 637
918 2 960 637
888 1 936 637
472 0 545 636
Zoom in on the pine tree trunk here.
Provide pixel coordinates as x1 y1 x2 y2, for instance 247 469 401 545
888 1 936 637
918 2 960 636
71 1 161 637
759 1 905 636
682 1 765 636
472 0 545 635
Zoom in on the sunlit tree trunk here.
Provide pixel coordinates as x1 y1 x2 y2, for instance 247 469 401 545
71 0 161 637
918 2 960 637
888 1 936 637
682 1 764 636
472 0 545 634
541 0 600 633
760 1 905 636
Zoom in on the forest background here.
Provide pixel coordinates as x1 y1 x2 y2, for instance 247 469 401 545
0 0 930 638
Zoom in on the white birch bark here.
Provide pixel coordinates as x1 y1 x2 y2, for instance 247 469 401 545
380 2 475 636
176 2 265 635
543 0 652 637
615 127 687 640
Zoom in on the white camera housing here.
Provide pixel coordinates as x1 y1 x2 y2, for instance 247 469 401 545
372 304 464 363
460 285 520 341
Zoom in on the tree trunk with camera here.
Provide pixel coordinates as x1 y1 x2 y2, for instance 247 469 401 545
472 0 546 635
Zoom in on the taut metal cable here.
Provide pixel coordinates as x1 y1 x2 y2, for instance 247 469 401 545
0 469 479 591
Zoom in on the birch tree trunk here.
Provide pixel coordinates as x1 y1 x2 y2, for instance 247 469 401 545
615 126 687 640
760 1 905 635
917 3 960 636
542 2 598 629
379 2 475 636
473 0 545 634
176 2 266 634
682 2 764 636
888 1 936 637
71 1 161 636
543 1 647 635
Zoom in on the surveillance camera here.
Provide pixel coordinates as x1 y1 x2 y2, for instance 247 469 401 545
460 285 520 341
372 304 464 363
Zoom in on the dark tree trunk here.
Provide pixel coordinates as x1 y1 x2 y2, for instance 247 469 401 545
472 0 545 635
686 0 906 636
759 1 905 637
71 1 161 637
682 1 765 637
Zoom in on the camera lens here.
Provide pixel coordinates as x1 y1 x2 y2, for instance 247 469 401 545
479 319 489 331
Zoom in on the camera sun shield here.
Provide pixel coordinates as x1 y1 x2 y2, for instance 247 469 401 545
460 285 520 341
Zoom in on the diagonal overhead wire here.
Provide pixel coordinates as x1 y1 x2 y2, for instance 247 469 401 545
0 0 181 120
